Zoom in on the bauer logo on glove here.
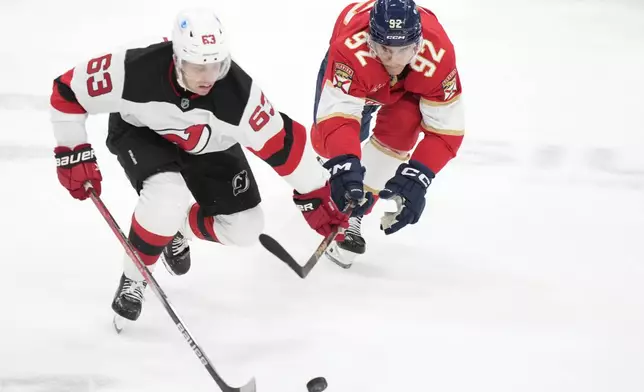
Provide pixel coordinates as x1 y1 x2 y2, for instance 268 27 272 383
55 147 97 168
295 198 321 212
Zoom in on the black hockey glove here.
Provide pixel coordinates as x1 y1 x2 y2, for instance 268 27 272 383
322 154 374 216
379 160 434 235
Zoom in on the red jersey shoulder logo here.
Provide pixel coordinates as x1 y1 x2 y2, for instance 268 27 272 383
442 69 458 102
332 62 355 94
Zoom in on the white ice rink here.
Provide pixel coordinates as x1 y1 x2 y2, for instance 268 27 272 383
1 0 644 391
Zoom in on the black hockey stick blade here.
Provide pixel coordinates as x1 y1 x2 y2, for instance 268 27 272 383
259 234 306 278
259 229 340 279
260 205 353 278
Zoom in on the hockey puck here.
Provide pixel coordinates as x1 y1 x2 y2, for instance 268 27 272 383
306 377 328 392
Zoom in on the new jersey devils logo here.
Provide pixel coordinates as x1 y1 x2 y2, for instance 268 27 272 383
157 124 212 154
232 170 250 196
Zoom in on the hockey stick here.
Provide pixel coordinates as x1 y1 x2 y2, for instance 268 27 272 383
87 188 256 392
259 231 336 279
259 207 354 279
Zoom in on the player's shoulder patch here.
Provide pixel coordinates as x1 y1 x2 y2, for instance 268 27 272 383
332 62 355 94
441 68 458 102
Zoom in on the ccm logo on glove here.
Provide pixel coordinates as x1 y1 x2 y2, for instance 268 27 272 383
401 167 432 188
330 161 352 175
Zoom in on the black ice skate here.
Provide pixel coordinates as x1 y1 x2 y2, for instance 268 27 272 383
111 273 147 323
325 216 366 269
161 231 191 276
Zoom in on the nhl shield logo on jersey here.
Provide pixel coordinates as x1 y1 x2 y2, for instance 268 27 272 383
232 170 250 196
332 62 355 94
442 69 458 102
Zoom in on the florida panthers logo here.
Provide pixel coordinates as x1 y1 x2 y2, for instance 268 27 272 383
332 62 354 94
232 170 250 196
157 124 212 154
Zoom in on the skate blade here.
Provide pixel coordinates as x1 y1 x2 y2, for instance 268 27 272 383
160 253 178 276
328 256 353 269
113 314 130 334
324 243 355 269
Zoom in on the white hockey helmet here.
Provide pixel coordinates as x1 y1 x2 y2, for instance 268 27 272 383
172 8 231 82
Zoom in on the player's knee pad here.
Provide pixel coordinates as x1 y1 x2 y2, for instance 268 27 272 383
135 172 193 236
213 204 265 247
362 136 410 192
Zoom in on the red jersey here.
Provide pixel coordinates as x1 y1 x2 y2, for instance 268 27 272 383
315 1 464 173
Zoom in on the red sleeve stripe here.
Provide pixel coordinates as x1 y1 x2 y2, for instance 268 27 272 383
249 113 306 177
50 68 86 114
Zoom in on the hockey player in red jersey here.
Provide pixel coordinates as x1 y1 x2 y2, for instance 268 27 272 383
311 0 465 267
50 8 350 323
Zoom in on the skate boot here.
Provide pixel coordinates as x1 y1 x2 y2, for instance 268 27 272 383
161 231 191 276
111 273 147 321
325 216 366 269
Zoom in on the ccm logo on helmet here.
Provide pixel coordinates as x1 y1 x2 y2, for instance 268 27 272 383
386 35 406 40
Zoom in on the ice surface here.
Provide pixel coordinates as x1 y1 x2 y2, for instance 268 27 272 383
1 0 643 391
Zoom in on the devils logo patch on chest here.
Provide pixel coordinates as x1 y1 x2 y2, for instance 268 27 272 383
157 124 212 154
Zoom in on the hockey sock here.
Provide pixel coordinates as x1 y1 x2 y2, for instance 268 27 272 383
128 214 174 265
187 203 220 243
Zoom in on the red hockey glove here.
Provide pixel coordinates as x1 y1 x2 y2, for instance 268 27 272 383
54 143 102 200
293 182 350 240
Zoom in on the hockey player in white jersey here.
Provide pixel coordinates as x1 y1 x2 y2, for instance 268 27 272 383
50 8 350 322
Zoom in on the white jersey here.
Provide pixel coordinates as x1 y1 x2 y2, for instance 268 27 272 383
50 40 327 193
